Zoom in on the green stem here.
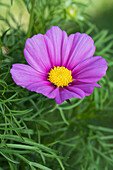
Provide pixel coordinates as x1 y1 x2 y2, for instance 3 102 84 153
26 0 35 39
0 37 3 60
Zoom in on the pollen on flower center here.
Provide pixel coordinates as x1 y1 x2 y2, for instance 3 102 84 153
48 66 73 87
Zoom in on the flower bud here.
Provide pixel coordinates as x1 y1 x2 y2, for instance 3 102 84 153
1 45 9 54
67 6 77 18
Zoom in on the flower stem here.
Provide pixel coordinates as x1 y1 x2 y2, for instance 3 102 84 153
66 99 72 105
0 37 3 60
26 0 35 39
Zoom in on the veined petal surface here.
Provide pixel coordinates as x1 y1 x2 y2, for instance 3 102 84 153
72 56 108 83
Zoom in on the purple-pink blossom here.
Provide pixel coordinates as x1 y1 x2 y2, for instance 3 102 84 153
10 26 108 104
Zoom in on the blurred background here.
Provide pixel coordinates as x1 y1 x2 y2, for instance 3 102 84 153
0 0 113 34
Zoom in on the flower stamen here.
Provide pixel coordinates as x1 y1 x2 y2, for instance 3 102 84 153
48 66 73 87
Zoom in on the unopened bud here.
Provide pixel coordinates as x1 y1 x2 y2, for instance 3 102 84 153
67 6 77 18
1 45 9 54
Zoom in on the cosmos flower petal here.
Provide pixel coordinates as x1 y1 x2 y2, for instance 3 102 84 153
94 83 101 88
55 82 101 104
46 26 68 66
10 64 58 99
72 56 108 83
10 64 47 87
62 34 75 67
55 87 84 104
27 83 59 99
70 82 100 96
65 33 96 69
24 34 53 73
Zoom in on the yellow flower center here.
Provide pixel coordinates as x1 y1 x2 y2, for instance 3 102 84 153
48 66 73 87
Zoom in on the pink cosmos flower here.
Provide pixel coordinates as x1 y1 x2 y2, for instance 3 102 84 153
10 26 108 104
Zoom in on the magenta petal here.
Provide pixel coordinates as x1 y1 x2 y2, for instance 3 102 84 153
72 56 108 83
46 26 68 66
70 83 98 96
27 83 59 99
94 83 101 88
10 64 46 87
24 34 53 73
62 34 75 67
65 33 95 70
10 64 58 99
55 87 84 104
55 82 101 104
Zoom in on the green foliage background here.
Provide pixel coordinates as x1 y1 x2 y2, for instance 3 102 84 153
0 0 113 169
